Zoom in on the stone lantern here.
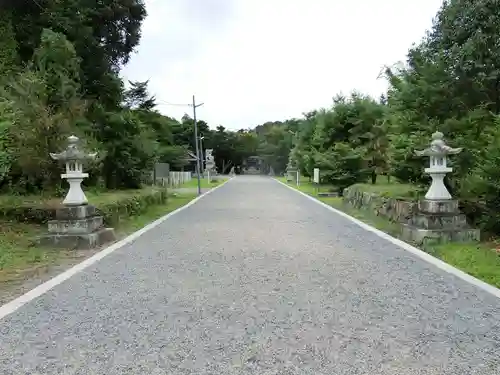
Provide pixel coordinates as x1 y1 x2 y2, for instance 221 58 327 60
204 149 216 182
415 131 462 200
400 130 479 245
39 135 115 249
50 135 97 206
285 155 299 185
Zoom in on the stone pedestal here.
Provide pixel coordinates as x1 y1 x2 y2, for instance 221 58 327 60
61 174 88 205
424 168 452 200
38 205 116 249
203 169 216 177
286 169 296 183
401 199 480 246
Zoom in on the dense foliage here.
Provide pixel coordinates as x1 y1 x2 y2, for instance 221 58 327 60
0 1 261 194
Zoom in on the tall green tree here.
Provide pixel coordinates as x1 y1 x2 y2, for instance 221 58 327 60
0 29 86 192
7 0 147 108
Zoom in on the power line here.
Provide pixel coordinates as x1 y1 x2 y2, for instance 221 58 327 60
155 99 193 107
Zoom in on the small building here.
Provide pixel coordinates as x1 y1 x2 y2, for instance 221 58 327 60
242 156 263 175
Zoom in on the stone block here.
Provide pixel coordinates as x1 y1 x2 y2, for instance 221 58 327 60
401 224 480 246
42 204 116 249
410 213 467 230
318 192 338 197
418 199 459 214
55 205 97 220
38 227 116 249
48 216 103 234
343 186 417 223
343 186 481 245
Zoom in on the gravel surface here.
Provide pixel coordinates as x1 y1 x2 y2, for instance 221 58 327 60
1 176 500 374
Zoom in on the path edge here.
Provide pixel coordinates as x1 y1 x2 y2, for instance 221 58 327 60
0 178 233 320
275 178 500 300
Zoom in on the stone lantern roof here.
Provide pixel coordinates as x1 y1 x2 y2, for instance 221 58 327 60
50 135 97 162
415 131 462 157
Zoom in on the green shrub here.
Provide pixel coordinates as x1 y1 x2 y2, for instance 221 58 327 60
96 189 167 226
0 188 168 225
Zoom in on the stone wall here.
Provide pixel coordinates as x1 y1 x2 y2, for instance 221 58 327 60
342 185 480 245
342 186 417 224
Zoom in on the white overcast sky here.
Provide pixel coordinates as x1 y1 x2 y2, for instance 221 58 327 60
121 0 444 130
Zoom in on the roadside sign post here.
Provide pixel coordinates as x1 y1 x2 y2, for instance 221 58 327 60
313 168 320 195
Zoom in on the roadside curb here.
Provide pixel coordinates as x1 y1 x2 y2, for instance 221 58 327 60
0 177 233 320
274 178 500 300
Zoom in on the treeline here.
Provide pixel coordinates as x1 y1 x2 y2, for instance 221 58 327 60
252 0 500 235
0 1 259 194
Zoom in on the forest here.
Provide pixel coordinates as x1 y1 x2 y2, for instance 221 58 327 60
0 0 264 194
1 0 500 238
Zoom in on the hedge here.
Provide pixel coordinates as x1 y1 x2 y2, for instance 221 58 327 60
97 189 168 226
0 188 168 225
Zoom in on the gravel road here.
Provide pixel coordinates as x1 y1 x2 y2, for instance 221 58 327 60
1 176 500 374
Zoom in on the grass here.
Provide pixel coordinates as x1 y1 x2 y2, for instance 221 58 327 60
429 243 500 288
0 191 198 283
0 221 48 281
278 178 500 289
276 176 336 195
276 175 418 198
179 177 224 189
114 193 196 235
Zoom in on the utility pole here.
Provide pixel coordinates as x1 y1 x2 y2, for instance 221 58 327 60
192 95 204 195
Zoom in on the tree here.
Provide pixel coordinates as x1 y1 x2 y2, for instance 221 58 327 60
314 143 369 193
124 80 156 110
99 109 156 189
0 10 18 77
257 125 293 175
0 29 86 193
7 0 147 108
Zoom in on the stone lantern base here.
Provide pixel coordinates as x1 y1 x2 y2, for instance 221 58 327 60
203 168 216 178
38 205 116 249
286 168 297 183
401 199 480 246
